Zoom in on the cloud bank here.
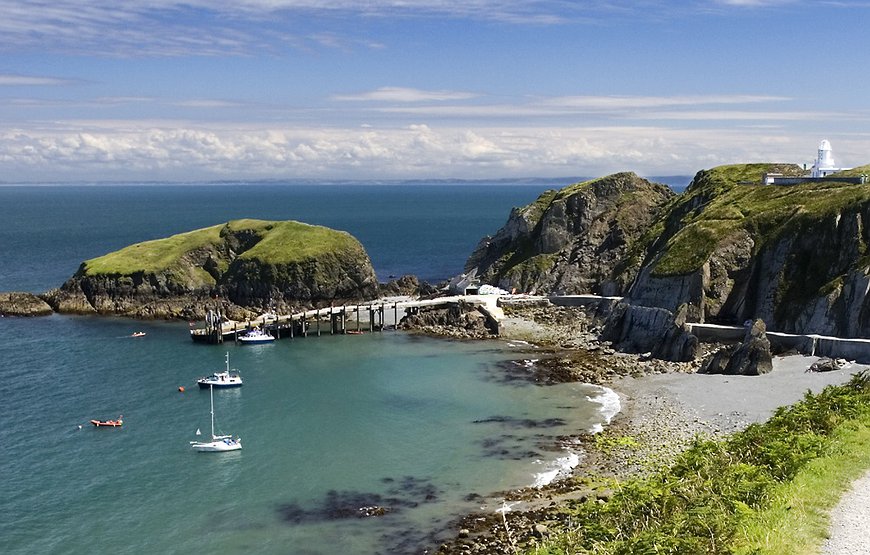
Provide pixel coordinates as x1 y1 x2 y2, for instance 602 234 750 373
1 120 855 182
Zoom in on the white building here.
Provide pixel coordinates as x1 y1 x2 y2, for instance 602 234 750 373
810 139 848 177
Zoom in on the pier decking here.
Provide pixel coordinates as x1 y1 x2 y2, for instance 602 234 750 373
189 295 508 344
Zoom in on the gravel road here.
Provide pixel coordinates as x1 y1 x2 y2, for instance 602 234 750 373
821 470 870 554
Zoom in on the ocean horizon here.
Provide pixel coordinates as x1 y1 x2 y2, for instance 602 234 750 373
2 179 630 553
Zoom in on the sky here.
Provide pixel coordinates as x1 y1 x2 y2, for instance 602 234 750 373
1 0 869 182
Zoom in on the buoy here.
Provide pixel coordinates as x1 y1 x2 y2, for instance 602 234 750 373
178 386 185 392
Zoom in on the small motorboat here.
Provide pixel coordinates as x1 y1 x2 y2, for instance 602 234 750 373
131 331 146 337
238 327 275 344
91 415 123 427
197 352 243 389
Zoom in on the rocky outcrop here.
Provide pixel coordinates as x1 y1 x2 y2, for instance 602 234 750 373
398 301 497 338
472 164 870 339
464 172 674 296
0 292 53 316
599 302 698 362
43 219 379 319
378 275 439 298
700 319 772 375
626 164 870 337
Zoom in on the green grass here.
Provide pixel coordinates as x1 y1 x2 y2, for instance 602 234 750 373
84 225 223 275
83 219 360 276
647 163 870 277
527 371 870 555
240 220 361 265
732 414 870 554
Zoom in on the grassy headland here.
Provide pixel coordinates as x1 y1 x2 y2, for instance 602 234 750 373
642 163 870 277
82 219 358 276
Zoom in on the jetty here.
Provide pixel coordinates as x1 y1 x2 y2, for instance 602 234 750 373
189 294 510 344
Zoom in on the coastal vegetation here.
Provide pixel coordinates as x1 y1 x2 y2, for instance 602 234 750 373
464 172 673 296
83 219 361 276
646 164 870 277
527 371 870 554
45 218 379 318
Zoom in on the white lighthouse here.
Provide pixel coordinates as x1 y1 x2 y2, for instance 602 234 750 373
810 139 843 178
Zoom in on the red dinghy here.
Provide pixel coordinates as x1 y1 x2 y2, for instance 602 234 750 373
91 416 123 427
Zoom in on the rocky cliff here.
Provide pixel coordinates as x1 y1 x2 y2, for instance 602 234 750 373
43 219 379 319
467 163 870 339
464 172 674 295
626 164 870 337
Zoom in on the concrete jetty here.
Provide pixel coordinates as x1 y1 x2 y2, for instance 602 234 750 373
190 294 508 344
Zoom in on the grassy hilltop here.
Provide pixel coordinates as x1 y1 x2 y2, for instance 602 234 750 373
84 219 361 278
640 163 870 277
46 218 379 318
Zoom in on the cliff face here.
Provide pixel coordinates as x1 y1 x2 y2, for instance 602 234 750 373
627 164 870 337
43 219 379 319
468 164 870 338
464 172 674 295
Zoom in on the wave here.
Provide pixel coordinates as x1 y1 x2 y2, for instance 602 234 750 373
585 386 621 434
531 451 581 488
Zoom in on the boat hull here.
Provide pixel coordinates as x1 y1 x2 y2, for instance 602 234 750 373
190 438 242 452
238 337 274 344
197 381 242 389
91 420 122 427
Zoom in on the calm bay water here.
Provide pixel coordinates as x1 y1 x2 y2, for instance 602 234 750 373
0 181 621 554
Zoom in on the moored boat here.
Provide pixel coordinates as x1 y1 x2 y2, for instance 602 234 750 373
190 384 241 452
197 352 243 389
91 415 123 427
238 327 275 344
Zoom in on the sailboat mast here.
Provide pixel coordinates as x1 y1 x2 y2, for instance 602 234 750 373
210 383 216 440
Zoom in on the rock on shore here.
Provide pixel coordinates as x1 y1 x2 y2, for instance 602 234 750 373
0 291 53 316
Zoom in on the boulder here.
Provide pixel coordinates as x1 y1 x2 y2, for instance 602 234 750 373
807 357 847 373
700 318 772 375
599 302 698 362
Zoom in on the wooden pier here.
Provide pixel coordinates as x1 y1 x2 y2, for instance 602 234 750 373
189 296 506 344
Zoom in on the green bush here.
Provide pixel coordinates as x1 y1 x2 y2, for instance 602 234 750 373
530 371 870 554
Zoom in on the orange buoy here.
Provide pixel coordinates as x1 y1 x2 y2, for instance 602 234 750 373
178 386 185 392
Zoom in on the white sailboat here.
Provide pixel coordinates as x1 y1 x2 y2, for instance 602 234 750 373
190 383 242 452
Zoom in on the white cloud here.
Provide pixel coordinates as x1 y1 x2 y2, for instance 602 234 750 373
542 94 790 109
0 1 787 57
0 74 73 86
332 87 479 102
2 119 865 182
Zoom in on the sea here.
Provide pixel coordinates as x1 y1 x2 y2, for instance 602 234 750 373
0 179 684 554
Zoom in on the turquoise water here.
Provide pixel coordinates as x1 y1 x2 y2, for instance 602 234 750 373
0 316 615 554
0 182 622 553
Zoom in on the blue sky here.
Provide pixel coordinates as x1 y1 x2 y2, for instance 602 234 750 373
1 0 868 182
